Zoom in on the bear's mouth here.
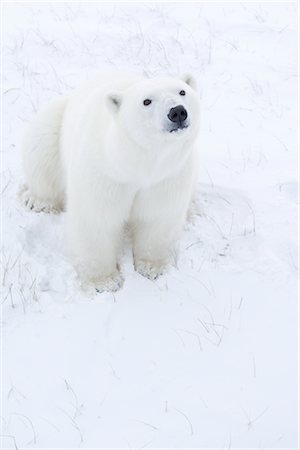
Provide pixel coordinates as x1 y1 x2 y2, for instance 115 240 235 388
170 124 189 133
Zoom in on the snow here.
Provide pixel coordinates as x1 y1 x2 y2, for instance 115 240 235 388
1 2 298 449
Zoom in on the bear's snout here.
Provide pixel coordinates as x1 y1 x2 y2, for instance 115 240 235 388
168 105 188 128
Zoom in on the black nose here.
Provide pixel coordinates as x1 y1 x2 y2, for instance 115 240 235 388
168 105 188 124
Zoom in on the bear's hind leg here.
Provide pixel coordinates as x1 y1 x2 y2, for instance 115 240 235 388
20 98 67 214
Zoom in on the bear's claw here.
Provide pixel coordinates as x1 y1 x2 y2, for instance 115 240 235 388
134 260 170 281
94 271 124 293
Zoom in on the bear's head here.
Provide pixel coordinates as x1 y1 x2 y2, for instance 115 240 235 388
106 74 200 150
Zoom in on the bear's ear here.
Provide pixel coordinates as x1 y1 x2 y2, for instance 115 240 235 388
181 73 197 91
106 92 122 114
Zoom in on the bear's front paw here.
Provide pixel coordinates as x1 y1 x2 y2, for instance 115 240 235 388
94 270 124 293
81 270 124 294
134 260 170 281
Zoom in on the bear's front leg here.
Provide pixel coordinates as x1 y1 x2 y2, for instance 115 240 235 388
67 213 125 293
132 215 184 281
66 179 135 293
131 164 195 281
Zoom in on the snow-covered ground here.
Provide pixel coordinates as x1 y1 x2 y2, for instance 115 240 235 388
1 2 298 449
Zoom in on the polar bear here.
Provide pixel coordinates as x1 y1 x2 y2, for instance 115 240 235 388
20 73 200 292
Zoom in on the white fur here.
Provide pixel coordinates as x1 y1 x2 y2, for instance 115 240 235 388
21 73 200 292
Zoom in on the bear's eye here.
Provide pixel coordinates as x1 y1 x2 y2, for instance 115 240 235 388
143 99 152 106
179 90 186 96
